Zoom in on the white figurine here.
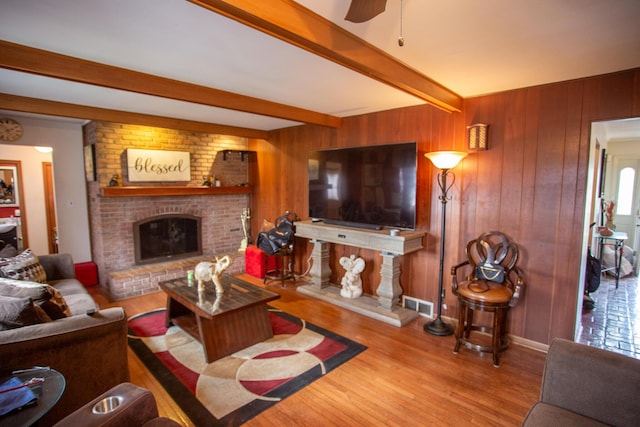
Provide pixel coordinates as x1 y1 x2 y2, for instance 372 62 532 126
339 254 366 299
194 255 232 294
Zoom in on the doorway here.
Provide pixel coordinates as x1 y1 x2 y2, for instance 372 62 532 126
0 144 54 255
578 117 640 356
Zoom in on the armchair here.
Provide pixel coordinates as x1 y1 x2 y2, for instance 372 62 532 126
54 382 182 427
523 339 640 426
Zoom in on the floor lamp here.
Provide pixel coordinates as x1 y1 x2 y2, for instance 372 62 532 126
423 151 468 336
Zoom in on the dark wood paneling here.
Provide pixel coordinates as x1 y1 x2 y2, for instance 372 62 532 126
251 68 640 345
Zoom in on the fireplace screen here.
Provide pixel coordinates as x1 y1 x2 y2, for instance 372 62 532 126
134 214 202 265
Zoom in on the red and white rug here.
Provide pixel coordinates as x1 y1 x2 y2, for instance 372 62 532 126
128 308 366 426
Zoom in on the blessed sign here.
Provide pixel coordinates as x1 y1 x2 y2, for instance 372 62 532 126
126 149 191 182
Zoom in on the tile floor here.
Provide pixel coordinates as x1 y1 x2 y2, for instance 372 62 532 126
579 272 640 359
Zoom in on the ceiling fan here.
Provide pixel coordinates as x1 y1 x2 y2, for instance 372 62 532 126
345 0 387 23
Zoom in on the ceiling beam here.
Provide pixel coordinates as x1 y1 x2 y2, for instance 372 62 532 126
0 93 269 139
188 0 463 112
0 40 341 128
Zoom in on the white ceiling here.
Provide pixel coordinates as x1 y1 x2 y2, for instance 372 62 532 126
1 0 640 133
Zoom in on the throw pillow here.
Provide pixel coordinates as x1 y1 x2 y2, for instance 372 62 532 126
0 295 46 330
0 249 47 283
0 278 71 319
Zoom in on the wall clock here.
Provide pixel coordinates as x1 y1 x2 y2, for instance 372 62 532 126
0 118 24 142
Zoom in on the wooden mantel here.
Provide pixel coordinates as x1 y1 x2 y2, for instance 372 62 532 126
100 185 252 197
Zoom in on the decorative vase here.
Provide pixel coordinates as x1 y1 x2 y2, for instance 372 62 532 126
605 220 616 230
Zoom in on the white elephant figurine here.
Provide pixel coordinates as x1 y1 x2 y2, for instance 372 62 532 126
339 254 366 299
194 255 232 294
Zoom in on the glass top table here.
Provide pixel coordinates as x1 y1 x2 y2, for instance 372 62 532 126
159 273 280 316
0 367 65 427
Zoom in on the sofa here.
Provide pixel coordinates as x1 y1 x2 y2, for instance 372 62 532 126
0 251 130 426
522 338 640 426
54 382 181 427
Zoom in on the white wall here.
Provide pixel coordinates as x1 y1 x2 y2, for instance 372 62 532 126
0 114 92 262
0 144 51 255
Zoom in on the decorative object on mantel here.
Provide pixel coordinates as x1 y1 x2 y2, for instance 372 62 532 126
108 174 119 187
238 208 252 252
202 175 213 186
126 148 191 182
423 150 468 336
194 255 232 294
339 254 366 299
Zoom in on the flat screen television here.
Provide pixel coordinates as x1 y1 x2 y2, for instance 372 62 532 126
308 142 417 230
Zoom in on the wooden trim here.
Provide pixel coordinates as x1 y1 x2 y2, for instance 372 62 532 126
100 185 252 198
0 40 341 128
0 94 269 139
188 0 463 112
42 162 58 254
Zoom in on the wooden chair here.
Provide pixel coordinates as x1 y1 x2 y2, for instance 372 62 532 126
264 245 296 287
451 231 525 367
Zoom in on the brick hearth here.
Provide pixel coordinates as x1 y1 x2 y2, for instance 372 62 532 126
107 252 244 300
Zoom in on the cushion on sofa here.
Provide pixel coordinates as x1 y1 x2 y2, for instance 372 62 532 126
523 402 609 427
0 295 48 330
61 292 99 316
45 278 98 315
0 277 71 319
0 249 47 283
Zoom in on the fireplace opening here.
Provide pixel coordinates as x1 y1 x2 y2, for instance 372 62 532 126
133 214 202 265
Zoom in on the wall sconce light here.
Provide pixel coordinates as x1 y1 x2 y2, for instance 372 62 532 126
467 124 488 151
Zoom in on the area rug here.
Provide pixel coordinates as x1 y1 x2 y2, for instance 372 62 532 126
128 308 366 426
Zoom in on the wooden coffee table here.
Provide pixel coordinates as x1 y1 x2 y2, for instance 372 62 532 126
158 274 280 363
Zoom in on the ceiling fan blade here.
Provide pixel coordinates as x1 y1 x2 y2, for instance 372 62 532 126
345 0 387 23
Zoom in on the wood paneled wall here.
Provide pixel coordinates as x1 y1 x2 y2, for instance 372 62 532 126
250 68 640 345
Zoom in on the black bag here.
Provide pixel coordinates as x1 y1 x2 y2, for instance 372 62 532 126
585 251 601 294
256 211 296 255
475 263 505 283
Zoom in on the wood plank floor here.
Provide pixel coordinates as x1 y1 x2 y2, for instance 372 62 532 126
91 274 546 426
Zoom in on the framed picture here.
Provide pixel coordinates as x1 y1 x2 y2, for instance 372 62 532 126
84 144 96 182
598 148 607 198
126 149 191 182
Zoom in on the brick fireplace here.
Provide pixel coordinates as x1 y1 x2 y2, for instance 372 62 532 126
84 121 251 299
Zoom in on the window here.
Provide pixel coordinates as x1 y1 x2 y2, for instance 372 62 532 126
616 167 635 215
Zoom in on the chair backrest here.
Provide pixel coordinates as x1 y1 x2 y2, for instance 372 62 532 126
465 231 519 285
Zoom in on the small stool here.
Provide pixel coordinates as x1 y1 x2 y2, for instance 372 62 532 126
264 247 295 286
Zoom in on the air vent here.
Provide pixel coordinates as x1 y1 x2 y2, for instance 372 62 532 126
402 296 434 318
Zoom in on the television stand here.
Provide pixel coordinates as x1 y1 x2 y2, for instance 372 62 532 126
294 220 425 327
321 219 383 231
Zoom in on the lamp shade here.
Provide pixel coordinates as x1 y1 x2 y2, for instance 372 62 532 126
424 151 468 170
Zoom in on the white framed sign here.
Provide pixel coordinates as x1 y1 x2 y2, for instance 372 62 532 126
126 149 191 182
